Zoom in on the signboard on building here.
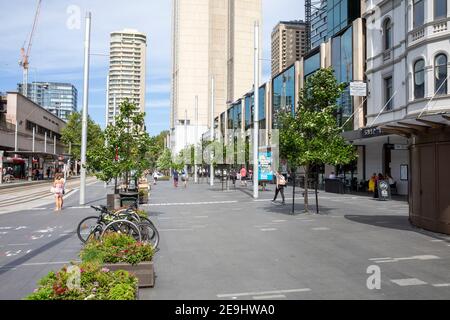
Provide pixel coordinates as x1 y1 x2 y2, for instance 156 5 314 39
258 149 273 182
394 144 409 150
361 126 382 138
350 82 367 97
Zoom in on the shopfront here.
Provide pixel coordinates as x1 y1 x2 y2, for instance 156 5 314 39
343 126 410 196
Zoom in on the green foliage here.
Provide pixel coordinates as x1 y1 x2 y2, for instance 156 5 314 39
87 99 152 184
279 68 357 212
280 67 356 168
61 112 104 161
147 131 169 169
80 233 154 266
25 262 137 300
157 148 173 172
136 209 148 218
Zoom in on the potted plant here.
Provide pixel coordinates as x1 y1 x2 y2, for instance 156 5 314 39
138 188 149 204
80 233 155 288
25 262 138 300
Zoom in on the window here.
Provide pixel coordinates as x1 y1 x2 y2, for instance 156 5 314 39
435 54 448 95
413 0 425 28
434 0 447 19
414 59 425 99
384 19 392 50
385 76 393 110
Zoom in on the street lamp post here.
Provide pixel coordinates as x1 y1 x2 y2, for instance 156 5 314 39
194 95 198 184
253 21 260 199
210 76 215 187
80 12 91 205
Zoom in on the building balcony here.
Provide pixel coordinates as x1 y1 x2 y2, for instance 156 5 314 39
382 48 393 62
408 20 449 47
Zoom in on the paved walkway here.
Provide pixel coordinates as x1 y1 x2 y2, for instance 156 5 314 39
139 179 450 300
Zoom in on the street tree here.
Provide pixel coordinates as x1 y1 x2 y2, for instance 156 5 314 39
148 131 169 170
87 99 152 192
61 112 103 161
156 148 173 175
279 67 357 213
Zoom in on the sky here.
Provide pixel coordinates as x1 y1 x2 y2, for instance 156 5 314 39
0 0 305 136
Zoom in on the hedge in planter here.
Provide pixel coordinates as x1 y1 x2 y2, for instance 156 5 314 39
80 233 155 287
25 262 138 300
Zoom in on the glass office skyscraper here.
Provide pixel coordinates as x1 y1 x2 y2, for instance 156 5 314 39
18 82 77 121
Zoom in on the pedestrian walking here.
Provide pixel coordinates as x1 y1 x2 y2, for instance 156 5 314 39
240 166 247 187
272 171 286 204
153 171 159 185
173 169 179 188
181 169 188 188
51 173 65 211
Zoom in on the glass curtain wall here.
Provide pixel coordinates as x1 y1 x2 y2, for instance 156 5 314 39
331 26 353 131
245 86 266 130
272 65 296 129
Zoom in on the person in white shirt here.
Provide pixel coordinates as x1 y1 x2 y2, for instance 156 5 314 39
152 171 159 185
329 172 336 179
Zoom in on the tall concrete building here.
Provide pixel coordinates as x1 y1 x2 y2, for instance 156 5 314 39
17 82 77 122
107 29 147 125
271 20 307 77
170 0 262 154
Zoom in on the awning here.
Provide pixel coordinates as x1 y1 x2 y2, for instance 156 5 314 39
342 113 450 141
4 151 60 160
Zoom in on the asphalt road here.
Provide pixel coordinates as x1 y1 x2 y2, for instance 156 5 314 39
0 178 449 300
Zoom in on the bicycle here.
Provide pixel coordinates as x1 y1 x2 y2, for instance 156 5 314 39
113 201 160 249
77 206 141 244
77 205 159 249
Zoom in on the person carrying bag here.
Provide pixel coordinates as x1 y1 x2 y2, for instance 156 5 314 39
272 171 286 205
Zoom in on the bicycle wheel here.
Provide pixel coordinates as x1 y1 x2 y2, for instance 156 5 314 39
139 218 160 249
114 208 141 224
101 220 142 242
77 216 102 244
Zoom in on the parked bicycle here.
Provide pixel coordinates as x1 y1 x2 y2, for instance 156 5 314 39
77 205 160 249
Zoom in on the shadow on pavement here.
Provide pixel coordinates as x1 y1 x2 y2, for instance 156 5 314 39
345 214 450 243
262 201 334 216
0 233 75 276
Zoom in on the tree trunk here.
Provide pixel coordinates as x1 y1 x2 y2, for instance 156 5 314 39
315 166 319 214
292 170 296 214
304 164 309 213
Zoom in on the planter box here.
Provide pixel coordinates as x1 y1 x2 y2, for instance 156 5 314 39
139 192 149 204
104 261 154 288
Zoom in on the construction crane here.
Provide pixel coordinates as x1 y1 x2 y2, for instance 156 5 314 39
19 0 42 98
305 0 326 52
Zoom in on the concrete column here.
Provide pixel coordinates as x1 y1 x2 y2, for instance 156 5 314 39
28 156 33 182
